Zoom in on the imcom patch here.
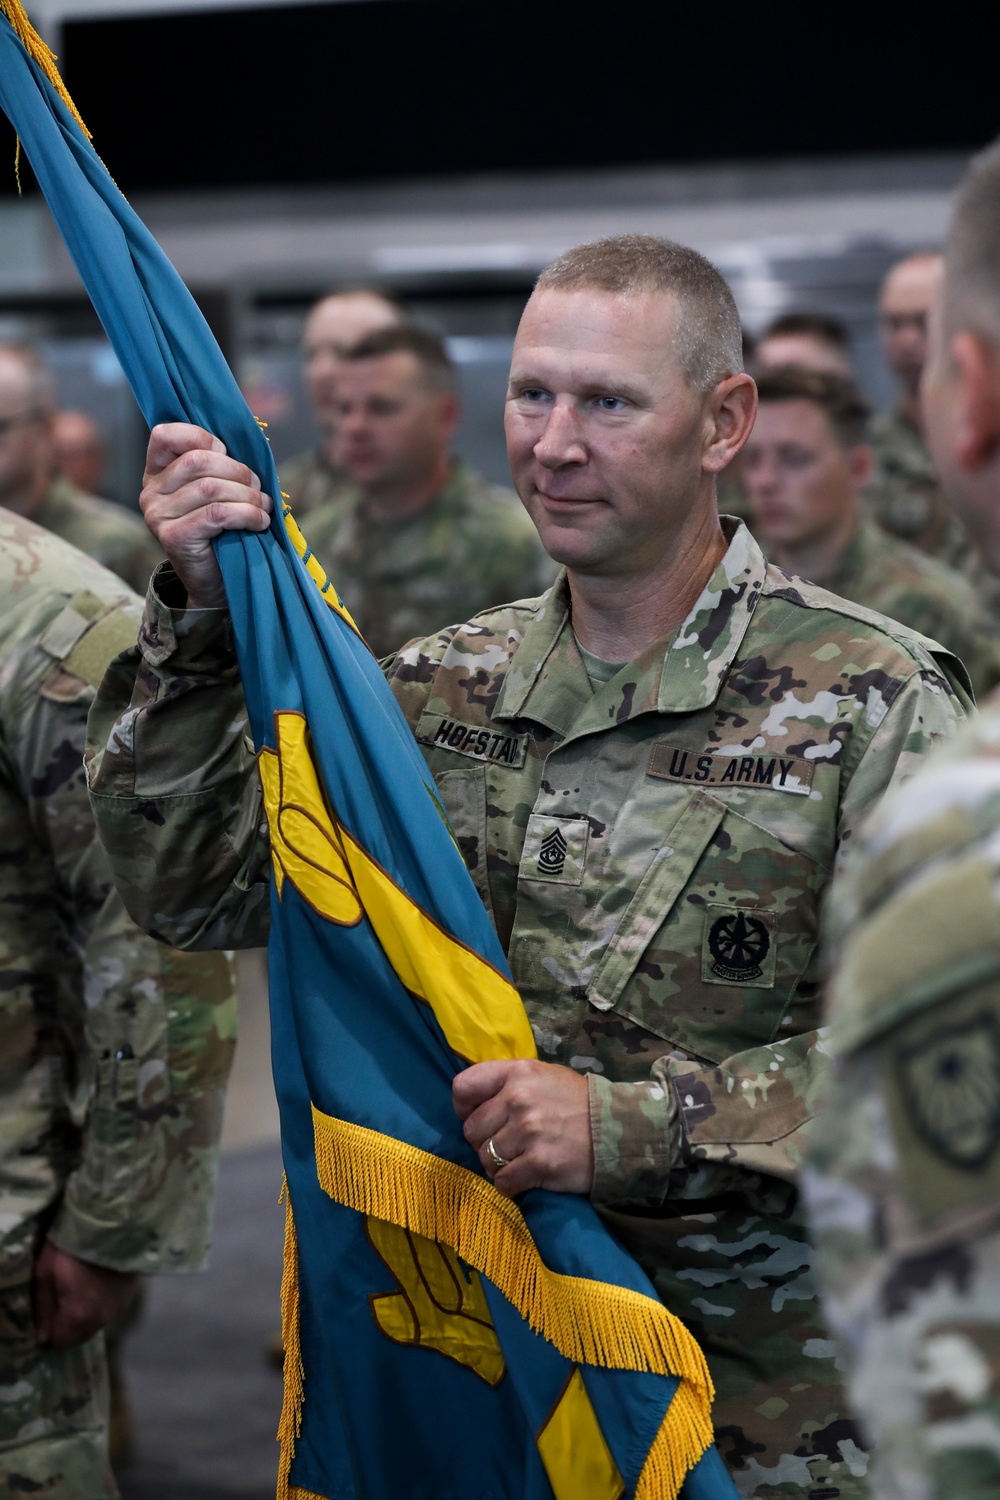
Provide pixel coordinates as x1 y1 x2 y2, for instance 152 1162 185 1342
702 904 777 988
897 1013 1000 1170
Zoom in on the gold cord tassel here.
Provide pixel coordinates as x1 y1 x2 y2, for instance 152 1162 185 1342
276 1178 306 1500
0 0 92 139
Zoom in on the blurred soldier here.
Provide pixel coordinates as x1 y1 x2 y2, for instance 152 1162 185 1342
305 324 555 658
88 234 973 1495
754 311 855 376
277 289 405 518
53 409 106 496
745 365 999 696
0 510 235 1496
804 141 1000 1499
866 252 970 563
0 346 161 595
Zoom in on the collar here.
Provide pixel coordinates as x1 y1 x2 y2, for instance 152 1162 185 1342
494 518 766 734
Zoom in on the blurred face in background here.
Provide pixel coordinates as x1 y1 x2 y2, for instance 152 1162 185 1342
302 293 402 433
333 351 458 494
52 409 105 494
0 353 53 511
755 333 853 379
879 255 943 402
743 398 872 551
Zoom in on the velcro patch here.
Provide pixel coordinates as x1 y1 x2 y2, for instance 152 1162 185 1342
418 714 527 770
521 814 589 886
648 745 814 796
702 904 777 987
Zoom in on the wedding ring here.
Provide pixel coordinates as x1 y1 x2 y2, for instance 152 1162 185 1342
484 1137 509 1171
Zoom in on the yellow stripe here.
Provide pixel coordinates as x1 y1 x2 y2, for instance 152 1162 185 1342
311 1109 715 1498
537 1367 625 1500
260 711 537 1064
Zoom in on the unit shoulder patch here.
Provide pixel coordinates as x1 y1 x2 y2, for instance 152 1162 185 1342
898 1012 1000 1170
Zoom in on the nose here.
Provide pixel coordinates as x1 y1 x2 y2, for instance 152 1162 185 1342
532 401 587 469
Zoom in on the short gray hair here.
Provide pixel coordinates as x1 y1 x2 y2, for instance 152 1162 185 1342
943 139 1000 338
535 234 744 390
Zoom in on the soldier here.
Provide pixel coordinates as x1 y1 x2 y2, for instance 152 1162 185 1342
0 345 162 595
866 252 972 565
53 409 106 496
87 234 972 1497
803 142 1000 1499
754 312 855 377
0 510 235 1497
745 364 1000 697
304 324 555 658
277 289 405 518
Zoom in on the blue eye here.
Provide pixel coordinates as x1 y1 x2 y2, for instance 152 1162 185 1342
521 388 549 402
596 395 625 411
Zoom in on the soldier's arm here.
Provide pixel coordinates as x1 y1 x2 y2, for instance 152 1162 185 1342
805 737 1000 1498
7 594 236 1274
86 566 272 950
588 656 971 1208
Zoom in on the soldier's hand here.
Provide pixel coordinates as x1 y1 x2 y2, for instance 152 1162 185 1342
140 422 273 609
33 1240 139 1350
453 1058 594 1197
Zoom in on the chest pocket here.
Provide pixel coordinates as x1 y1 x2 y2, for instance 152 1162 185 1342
589 792 827 1065
434 765 492 917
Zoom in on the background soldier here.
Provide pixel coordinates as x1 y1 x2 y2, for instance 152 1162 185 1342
865 252 970 563
753 312 855 377
804 140 1000 1500
745 365 999 696
0 346 161 596
87 234 971 1496
305 324 554 658
277 288 405 518
52 409 107 496
0 511 235 1497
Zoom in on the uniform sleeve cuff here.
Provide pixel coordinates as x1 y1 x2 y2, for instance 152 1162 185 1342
139 562 235 671
588 1074 681 1208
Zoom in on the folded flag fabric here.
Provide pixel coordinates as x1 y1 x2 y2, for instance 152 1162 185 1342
0 9 737 1497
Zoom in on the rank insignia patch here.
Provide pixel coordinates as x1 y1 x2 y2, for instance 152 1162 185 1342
898 1013 1000 1170
537 828 567 876
702 905 777 988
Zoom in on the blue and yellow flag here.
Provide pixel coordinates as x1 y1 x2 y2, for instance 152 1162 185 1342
0 11 737 1497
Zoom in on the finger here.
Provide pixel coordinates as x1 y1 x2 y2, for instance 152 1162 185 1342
461 1096 509 1152
145 422 226 477
452 1059 519 1120
142 451 266 509
478 1130 518 1179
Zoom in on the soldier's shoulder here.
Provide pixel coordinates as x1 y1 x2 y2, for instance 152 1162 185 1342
57 484 151 543
387 588 552 681
878 533 982 607
759 561 953 677
829 700 1000 1051
455 472 535 531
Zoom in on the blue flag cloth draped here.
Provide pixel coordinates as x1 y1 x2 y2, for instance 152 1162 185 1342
0 12 738 1499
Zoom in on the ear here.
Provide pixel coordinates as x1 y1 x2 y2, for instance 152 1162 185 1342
951 331 1000 472
703 374 757 475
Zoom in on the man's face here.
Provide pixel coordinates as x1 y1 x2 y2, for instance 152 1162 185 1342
504 287 715 576
0 359 51 506
755 334 852 379
302 295 400 429
333 352 455 491
879 256 943 398
743 399 866 548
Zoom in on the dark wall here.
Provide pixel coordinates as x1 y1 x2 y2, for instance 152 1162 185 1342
3 2 998 194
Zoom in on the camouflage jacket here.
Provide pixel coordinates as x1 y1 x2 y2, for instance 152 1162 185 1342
276 446 357 520
32 474 163 597
820 517 1000 700
302 461 557 660
0 510 235 1292
865 409 971 569
804 700 1000 1500
87 518 970 1496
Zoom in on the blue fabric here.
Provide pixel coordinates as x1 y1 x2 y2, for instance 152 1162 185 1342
0 23 736 1500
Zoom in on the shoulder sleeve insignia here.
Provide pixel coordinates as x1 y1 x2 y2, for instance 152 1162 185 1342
897 1013 1000 1169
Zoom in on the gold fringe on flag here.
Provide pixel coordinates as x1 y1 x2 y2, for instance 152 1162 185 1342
277 1178 306 1500
311 1107 716 1499
0 1 91 138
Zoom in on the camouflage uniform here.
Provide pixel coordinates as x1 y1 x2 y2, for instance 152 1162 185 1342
303 461 557 659
276 447 357 520
0 511 235 1498
86 519 971 1498
812 516 1000 700
30 475 164 597
866 409 970 570
804 701 1000 1500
